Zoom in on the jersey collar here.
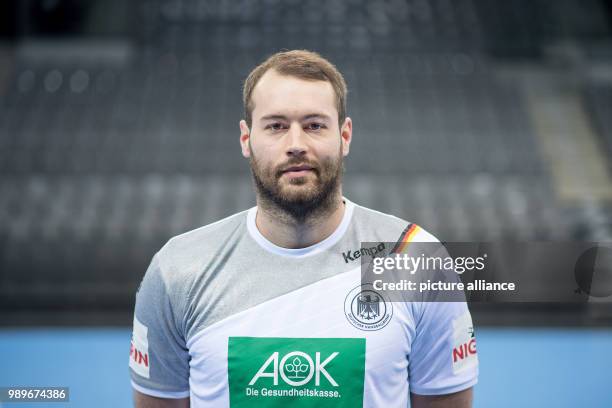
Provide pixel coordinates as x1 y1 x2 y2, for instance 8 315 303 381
246 197 355 258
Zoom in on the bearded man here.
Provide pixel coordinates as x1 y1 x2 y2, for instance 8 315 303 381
130 50 478 408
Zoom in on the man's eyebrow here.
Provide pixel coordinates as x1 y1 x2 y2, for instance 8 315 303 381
259 113 333 122
302 113 332 122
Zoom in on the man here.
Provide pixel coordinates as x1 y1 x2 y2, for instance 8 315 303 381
130 50 478 407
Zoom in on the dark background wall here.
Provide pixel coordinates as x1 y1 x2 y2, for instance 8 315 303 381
0 0 611 326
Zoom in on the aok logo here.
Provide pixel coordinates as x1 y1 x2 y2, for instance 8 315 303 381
249 351 339 387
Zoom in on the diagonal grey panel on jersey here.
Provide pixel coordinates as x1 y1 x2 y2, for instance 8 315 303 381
154 202 409 343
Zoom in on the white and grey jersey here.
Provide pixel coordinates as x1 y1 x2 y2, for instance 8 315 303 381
129 198 478 407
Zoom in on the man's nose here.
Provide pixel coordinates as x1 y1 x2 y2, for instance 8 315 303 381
286 123 308 157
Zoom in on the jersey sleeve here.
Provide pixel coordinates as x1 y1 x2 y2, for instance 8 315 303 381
408 300 479 395
129 253 191 398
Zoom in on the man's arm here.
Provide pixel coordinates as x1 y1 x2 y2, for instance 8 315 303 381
134 390 189 408
130 255 191 404
410 387 473 408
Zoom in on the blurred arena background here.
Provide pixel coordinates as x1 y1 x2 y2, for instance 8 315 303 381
0 0 611 407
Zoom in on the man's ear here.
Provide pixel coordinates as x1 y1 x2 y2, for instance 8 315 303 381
239 119 251 158
340 117 352 157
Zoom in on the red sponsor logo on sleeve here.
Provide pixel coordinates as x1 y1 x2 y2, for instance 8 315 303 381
452 337 477 363
130 340 149 368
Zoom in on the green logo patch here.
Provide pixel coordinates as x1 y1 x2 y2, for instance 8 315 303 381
228 337 365 407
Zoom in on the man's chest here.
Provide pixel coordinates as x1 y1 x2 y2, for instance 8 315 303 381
185 269 416 406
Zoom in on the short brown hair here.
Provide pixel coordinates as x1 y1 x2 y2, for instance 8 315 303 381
242 50 348 128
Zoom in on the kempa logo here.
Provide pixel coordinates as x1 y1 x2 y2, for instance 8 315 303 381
249 351 339 387
342 242 385 263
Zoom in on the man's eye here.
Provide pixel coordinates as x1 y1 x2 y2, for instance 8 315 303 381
307 123 324 131
266 123 284 131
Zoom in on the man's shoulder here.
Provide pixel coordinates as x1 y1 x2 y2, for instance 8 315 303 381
351 202 440 244
156 209 250 272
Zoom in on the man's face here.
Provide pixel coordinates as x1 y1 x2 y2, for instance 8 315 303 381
240 69 352 218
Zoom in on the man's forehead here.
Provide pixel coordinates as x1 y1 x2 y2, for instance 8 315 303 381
260 112 334 122
251 69 337 120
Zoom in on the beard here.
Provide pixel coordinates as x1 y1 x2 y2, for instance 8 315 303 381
249 147 343 224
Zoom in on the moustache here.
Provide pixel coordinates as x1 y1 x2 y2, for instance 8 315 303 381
274 160 320 178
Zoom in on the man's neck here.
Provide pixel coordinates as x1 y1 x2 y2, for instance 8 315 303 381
254 195 346 249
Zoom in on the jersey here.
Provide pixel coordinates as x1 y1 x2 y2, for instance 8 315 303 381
129 198 478 407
